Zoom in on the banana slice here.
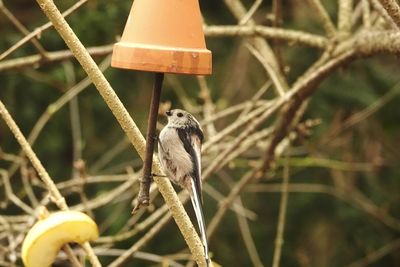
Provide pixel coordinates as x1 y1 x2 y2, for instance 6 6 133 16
22 210 99 267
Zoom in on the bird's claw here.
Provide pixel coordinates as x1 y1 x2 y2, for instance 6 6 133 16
152 173 167 178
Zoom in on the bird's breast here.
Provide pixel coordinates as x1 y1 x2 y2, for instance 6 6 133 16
158 127 193 179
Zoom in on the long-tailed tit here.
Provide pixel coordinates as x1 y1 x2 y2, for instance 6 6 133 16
158 109 209 266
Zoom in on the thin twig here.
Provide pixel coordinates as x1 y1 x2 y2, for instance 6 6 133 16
306 0 337 37
62 245 83 267
0 170 34 215
206 23 329 49
235 197 264 267
71 174 137 211
239 0 262 25
63 62 83 169
362 0 372 28
0 44 112 72
0 0 47 58
246 183 400 232
107 211 172 267
369 0 399 28
223 0 289 94
5 55 111 182
272 0 284 72
246 43 285 96
0 103 68 210
377 0 400 28
90 249 185 267
238 81 272 119
271 156 290 267
328 80 400 139
96 203 169 243
347 238 400 267
197 76 217 137
0 101 101 266
202 101 273 152
203 183 257 220
338 0 354 37
0 0 88 61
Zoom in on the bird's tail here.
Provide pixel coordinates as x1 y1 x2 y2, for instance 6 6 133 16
190 182 209 266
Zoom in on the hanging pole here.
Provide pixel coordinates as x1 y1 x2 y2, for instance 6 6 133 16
133 72 164 212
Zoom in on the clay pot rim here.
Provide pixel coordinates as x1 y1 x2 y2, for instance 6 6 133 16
112 42 212 75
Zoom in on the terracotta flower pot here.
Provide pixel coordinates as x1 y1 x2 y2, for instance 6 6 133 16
111 0 212 75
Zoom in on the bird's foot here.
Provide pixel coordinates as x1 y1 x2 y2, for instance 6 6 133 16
152 173 168 179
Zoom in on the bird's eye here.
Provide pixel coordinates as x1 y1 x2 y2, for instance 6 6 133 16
177 112 183 118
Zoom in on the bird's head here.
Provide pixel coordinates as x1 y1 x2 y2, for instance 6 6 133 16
165 109 200 128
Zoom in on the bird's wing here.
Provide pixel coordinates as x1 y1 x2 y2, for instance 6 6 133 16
176 126 209 264
176 126 203 200
191 131 202 197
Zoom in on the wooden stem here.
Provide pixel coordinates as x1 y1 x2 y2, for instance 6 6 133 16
133 72 164 212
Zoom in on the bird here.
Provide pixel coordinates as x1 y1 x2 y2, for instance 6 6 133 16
157 109 209 266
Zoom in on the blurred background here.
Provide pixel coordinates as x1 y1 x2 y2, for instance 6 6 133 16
1 0 400 266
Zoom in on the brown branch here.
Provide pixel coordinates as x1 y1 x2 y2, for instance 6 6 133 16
347 238 400 267
197 76 217 137
271 157 290 267
107 212 173 267
223 0 289 94
354 30 400 55
0 101 101 266
370 0 399 28
272 0 284 71
338 0 354 37
235 197 264 267
246 44 286 96
239 0 262 25
306 0 337 37
328 81 400 138
0 0 47 58
0 0 88 61
377 0 400 28
133 73 164 212
246 183 400 232
362 0 372 28
0 44 113 72
3 56 111 185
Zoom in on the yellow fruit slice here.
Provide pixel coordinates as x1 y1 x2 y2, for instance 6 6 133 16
22 210 99 267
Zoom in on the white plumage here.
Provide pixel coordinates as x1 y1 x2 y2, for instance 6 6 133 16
158 109 209 266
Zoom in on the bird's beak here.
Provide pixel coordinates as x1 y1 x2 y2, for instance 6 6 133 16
166 110 172 116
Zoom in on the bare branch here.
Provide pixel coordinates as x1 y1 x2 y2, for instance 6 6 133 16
377 0 400 28
205 26 329 49
0 0 47 57
306 0 337 37
338 0 354 37
0 0 88 61
0 101 101 266
0 44 112 72
271 157 290 267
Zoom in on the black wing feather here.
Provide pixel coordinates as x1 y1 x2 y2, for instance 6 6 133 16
176 126 203 200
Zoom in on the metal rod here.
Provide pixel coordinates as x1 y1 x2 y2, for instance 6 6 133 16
133 72 164 212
